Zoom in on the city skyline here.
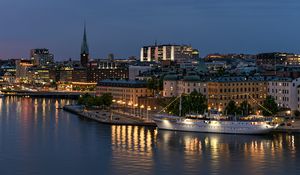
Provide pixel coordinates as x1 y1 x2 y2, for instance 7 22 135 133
0 0 300 60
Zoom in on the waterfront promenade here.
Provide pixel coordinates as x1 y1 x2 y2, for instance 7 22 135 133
63 105 156 126
1 90 95 98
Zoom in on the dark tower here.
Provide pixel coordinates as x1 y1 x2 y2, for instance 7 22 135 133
80 24 89 67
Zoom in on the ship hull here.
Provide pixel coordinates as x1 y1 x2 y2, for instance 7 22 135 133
154 118 275 135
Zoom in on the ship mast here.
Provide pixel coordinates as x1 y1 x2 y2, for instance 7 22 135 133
179 95 182 117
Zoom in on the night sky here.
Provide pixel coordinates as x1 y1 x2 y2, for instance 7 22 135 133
0 0 299 60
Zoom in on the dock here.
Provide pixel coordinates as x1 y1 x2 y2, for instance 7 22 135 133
63 105 157 126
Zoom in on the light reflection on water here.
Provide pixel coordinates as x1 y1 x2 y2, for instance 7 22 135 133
0 97 299 175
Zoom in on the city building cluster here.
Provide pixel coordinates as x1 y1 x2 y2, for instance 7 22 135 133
1 25 300 116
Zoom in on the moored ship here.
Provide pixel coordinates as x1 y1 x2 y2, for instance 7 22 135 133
153 113 278 134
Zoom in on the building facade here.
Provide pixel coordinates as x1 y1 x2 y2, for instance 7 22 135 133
140 44 199 62
163 74 208 98
30 48 54 66
208 76 268 112
268 77 300 111
87 60 129 83
96 80 153 105
15 59 34 83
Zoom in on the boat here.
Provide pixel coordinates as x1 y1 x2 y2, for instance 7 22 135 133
153 95 278 135
153 113 277 134
276 118 300 132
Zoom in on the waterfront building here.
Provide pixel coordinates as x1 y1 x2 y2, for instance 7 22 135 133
27 67 54 84
268 77 300 111
163 73 208 98
30 48 54 66
140 44 199 62
2 72 15 84
80 24 89 67
208 76 268 112
72 67 87 82
58 81 97 91
96 79 153 105
87 60 129 83
15 59 34 83
58 67 73 82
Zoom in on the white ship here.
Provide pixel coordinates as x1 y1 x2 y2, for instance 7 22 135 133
154 94 279 134
153 114 277 134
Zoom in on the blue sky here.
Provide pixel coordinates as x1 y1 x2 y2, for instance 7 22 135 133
0 0 299 60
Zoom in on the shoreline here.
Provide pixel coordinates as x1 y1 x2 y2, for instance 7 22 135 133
63 105 157 127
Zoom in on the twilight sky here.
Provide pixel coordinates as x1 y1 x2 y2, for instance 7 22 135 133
0 0 299 60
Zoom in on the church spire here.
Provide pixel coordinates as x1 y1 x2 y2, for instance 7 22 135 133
81 23 89 55
80 23 89 67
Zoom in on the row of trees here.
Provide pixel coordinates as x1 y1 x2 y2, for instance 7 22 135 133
166 91 207 116
165 91 279 116
78 93 113 108
225 96 279 116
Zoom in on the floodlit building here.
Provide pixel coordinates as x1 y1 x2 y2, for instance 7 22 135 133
268 77 300 111
140 44 199 62
15 59 34 83
163 73 208 97
96 79 153 105
87 60 128 83
208 76 268 112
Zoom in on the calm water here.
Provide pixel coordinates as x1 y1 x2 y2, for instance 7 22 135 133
0 97 299 175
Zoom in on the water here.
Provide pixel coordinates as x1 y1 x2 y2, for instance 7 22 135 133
0 97 299 175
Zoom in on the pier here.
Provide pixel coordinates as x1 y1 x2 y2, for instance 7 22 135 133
63 105 156 126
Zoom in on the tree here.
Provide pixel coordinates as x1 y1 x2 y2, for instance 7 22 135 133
225 100 239 116
238 101 252 116
101 93 113 107
166 90 207 116
147 77 158 95
261 95 278 116
294 110 300 118
78 93 92 105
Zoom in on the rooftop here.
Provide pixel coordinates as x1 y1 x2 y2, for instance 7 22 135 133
98 79 148 88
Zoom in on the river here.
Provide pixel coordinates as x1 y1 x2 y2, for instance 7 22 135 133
0 97 299 175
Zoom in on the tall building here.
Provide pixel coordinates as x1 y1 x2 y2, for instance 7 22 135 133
140 44 199 63
30 49 54 66
80 24 89 67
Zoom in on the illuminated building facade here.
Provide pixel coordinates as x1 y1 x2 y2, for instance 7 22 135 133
268 77 300 110
96 79 153 105
140 44 199 62
87 60 129 83
163 74 208 98
15 59 34 83
208 76 268 112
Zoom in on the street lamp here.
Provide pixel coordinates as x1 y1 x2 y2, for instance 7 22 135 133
140 105 145 118
147 106 151 121
134 104 138 116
